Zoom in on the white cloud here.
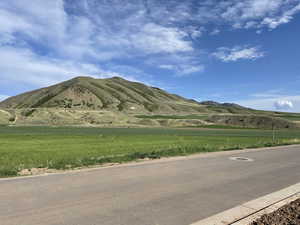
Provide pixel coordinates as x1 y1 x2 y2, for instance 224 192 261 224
159 65 176 70
212 46 265 62
185 0 300 31
183 26 205 39
130 23 193 54
0 1 184 59
210 29 220 35
261 3 300 29
250 89 285 98
274 100 294 110
147 52 205 76
237 95 300 112
220 0 300 30
0 0 299 92
179 65 205 75
222 0 284 21
0 0 67 42
159 64 205 76
0 0 202 87
0 95 10 101
0 46 129 87
190 30 203 39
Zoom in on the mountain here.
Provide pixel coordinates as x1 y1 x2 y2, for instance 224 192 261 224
0 76 205 114
200 101 248 109
0 76 299 128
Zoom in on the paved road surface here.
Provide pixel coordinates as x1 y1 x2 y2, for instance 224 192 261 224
1 145 300 225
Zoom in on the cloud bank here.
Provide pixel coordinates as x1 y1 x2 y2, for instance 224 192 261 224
237 95 300 112
212 46 265 62
0 0 299 94
274 100 294 110
0 95 10 101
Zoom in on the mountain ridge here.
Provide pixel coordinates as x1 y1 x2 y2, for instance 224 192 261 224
0 76 202 113
0 76 248 114
1 76 298 129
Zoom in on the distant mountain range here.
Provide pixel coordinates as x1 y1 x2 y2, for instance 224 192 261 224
0 76 298 129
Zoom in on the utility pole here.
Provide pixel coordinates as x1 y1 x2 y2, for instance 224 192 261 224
272 118 276 143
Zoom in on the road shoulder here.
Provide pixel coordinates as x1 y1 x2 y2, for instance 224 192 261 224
190 183 300 225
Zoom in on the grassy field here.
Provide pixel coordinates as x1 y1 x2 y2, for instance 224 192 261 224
135 114 209 120
276 115 300 121
0 125 300 177
136 113 300 122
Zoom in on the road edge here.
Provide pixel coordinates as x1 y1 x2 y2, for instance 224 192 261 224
232 192 300 225
190 182 300 225
1 144 300 181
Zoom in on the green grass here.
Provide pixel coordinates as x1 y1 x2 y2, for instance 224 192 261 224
276 115 300 121
135 114 209 120
1 126 300 177
271 112 300 121
184 124 256 129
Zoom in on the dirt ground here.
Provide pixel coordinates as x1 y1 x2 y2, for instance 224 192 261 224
250 198 300 225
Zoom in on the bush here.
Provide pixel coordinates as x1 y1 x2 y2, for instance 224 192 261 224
0 168 18 177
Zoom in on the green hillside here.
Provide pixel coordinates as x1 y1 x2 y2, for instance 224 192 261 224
0 76 299 128
0 76 205 114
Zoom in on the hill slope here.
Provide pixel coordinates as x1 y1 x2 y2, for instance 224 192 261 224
0 76 205 114
0 76 299 128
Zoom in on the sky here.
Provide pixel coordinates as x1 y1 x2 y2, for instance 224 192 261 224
0 0 300 112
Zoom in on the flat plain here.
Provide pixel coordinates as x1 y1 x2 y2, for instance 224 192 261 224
1 125 300 177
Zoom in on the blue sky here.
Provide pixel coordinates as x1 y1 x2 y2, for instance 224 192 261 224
0 0 300 112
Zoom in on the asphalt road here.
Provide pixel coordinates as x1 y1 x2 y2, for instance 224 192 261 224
1 145 300 225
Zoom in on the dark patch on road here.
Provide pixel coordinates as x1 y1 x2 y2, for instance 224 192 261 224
230 156 254 162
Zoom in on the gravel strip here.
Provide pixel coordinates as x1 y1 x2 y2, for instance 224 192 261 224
250 198 300 225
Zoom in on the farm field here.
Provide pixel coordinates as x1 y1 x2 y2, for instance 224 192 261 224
0 125 300 177
276 115 300 121
136 113 300 122
135 114 209 120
